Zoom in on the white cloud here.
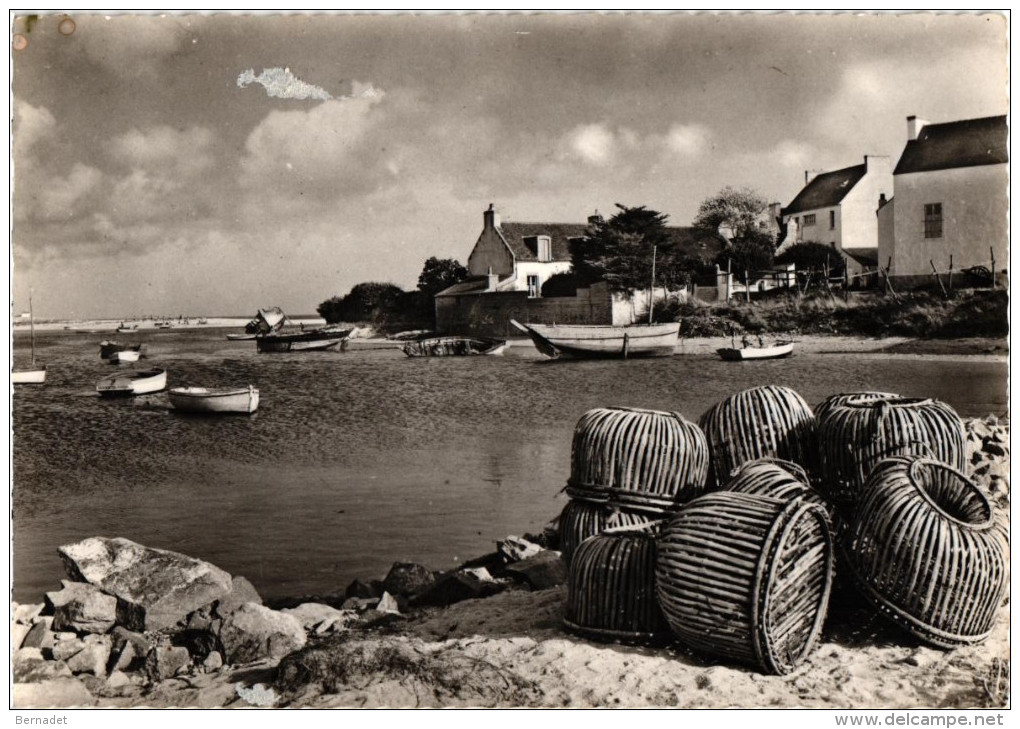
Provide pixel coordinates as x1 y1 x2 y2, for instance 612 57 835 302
109 125 215 177
665 123 711 156
237 67 333 101
38 163 103 218
566 123 616 165
14 102 56 156
75 15 188 78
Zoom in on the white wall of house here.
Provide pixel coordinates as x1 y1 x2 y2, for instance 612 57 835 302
786 205 840 248
887 164 1007 276
511 260 573 296
876 198 896 271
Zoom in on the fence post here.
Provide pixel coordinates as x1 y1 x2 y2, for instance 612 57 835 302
990 247 996 289
844 264 850 302
930 259 948 298
948 254 953 292
744 270 751 303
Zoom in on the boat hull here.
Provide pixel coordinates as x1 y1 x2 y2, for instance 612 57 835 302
169 386 259 414
402 337 507 357
12 368 46 384
226 333 258 341
99 341 143 360
717 342 794 361
256 328 354 353
512 320 680 359
109 350 141 363
96 368 167 397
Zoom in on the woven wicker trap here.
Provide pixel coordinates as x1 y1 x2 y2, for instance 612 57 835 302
724 458 831 514
558 499 658 566
845 456 1009 648
656 492 834 674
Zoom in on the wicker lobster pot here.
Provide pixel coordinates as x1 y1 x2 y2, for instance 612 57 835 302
558 500 658 566
698 386 817 487
565 524 669 643
656 492 834 674
844 457 1009 648
723 458 831 514
817 396 966 513
813 391 900 422
568 407 709 512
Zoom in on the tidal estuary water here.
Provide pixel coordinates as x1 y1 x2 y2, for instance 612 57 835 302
12 328 1008 602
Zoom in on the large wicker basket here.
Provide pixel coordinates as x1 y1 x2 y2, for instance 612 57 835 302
723 458 831 515
558 499 658 566
844 456 1009 648
817 396 966 513
565 524 669 644
656 492 833 674
813 391 900 422
698 386 817 486
569 407 709 511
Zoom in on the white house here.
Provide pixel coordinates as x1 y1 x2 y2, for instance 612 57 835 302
878 115 1008 282
779 155 893 277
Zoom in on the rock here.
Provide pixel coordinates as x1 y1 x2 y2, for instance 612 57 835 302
173 629 219 661
53 632 78 642
412 572 491 608
505 550 567 589
51 638 86 662
281 602 350 630
382 562 436 596
498 535 543 563
106 670 132 689
66 635 112 676
13 602 45 625
460 567 494 582
985 442 1006 457
218 603 306 664
341 596 379 612
13 648 73 682
344 579 383 600
376 592 400 614
13 678 95 708
183 605 216 632
21 617 55 651
313 615 352 635
46 582 117 634
58 537 233 632
145 646 192 681
201 650 223 672
12 622 32 652
213 575 262 618
108 627 151 673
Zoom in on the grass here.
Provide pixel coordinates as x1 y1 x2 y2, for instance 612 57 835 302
656 289 1008 339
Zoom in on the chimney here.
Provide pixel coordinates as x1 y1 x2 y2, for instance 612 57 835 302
906 115 929 141
483 203 500 230
878 193 888 208
804 170 822 185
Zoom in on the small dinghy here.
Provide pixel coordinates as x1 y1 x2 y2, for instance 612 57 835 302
99 340 143 360
402 336 507 357
717 340 795 361
13 290 46 384
169 385 259 414
96 368 167 397
108 349 141 364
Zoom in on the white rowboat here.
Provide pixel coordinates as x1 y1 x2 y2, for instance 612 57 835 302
717 341 795 361
109 350 141 364
96 368 167 397
169 385 259 414
511 320 680 359
13 290 45 384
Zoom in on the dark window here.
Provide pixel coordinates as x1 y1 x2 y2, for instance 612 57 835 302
803 214 816 226
924 203 943 238
829 210 836 229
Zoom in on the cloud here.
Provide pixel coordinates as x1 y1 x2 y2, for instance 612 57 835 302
665 123 711 157
566 123 615 166
237 67 333 101
38 163 103 219
109 125 215 177
75 15 189 78
13 102 56 157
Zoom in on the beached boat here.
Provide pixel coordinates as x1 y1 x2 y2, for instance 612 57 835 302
511 320 680 359
116 324 138 334
96 368 167 397
226 332 258 341
168 385 259 414
255 326 356 353
388 329 436 342
13 290 46 384
402 336 508 357
717 341 795 361
99 340 143 360
108 349 142 364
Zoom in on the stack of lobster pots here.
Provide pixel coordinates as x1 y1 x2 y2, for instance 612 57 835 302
564 386 1009 673
562 406 709 643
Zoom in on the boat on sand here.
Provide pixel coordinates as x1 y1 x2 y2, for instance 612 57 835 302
108 350 142 364
96 368 167 397
13 290 46 384
511 320 679 359
168 385 259 414
256 326 356 353
99 341 144 360
402 336 507 357
717 340 795 361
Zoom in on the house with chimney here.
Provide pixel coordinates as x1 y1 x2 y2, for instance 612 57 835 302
877 114 1008 285
778 156 893 280
435 204 726 337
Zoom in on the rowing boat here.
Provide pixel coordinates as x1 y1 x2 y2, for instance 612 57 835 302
96 368 167 397
168 385 259 414
510 320 679 359
402 336 507 357
255 326 356 353
716 341 795 361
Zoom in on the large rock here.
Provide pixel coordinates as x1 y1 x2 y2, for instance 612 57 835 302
13 603 45 625
13 647 73 683
22 618 55 651
218 603 306 664
498 536 543 563
145 646 191 681
344 579 383 600
51 638 85 662
12 622 32 651
505 550 567 589
66 635 112 676
411 572 496 608
281 602 351 631
13 678 94 708
59 537 233 631
213 575 262 618
46 582 117 634
382 562 436 596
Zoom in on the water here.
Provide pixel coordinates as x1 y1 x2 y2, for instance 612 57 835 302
12 329 1008 602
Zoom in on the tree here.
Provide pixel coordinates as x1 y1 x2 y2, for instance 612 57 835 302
541 272 578 297
775 241 845 275
417 257 468 298
317 296 345 324
570 204 671 293
693 187 773 242
716 228 776 284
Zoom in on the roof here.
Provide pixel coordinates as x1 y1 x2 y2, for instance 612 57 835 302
782 164 867 216
894 115 1008 175
497 222 590 262
435 277 490 297
496 222 726 262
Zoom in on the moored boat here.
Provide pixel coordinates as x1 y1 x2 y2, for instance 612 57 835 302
402 336 507 357
168 385 259 414
510 320 680 359
255 326 356 353
96 367 167 397
13 289 46 384
99 340 144 360
108 349 142 364
717 341 795 361
226 333 258 341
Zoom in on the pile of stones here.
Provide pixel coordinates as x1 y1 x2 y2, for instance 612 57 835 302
964 415 1010 508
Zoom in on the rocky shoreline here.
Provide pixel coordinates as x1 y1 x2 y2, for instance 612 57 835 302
12 416 1009 709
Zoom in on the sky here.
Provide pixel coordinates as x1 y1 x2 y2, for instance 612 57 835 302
10 12 1009 320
